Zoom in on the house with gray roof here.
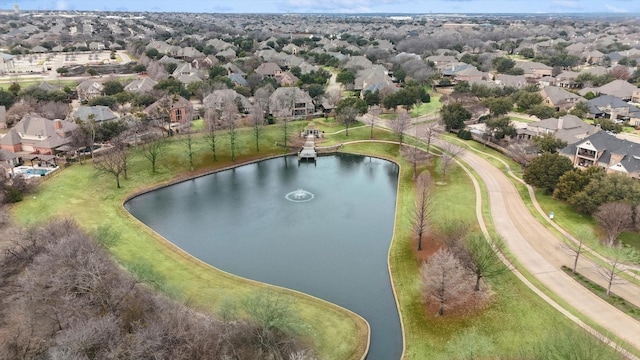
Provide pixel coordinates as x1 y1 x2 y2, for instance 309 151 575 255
269 87 315 118
590 80 639 101
540 86 583 111
518 114 599 145
560 131 640 179
495 74 528 89
354 65 396 93
255 62 282 78
203 89 251 114
0 115 77 155
124 77 158 93
68 106 118 123
588 95 640 126
76 79 104 103
515 61 553 79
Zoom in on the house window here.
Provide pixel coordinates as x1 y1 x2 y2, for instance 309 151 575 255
175 109 183 122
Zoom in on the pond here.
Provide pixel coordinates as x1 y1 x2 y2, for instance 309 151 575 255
125 154 402 360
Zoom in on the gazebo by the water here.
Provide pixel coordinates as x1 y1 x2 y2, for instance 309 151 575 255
301 123 323 138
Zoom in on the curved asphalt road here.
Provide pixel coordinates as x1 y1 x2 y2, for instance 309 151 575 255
448 139 640 354
361 113 640 355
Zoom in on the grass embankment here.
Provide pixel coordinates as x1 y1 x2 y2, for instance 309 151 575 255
342 141 618 359
561 266 640 321
0 79 79 89
12 123 368 360
11 118 626 359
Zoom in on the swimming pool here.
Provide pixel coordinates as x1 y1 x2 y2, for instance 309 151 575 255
13 166 58 178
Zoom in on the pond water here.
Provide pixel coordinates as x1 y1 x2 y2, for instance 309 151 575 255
125 154 402 359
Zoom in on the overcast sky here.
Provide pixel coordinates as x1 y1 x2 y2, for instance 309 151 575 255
3 0 638 14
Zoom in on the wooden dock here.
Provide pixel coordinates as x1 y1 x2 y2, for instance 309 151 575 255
298 134 317 161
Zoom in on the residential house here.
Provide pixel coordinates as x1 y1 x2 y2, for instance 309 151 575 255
455 66 489 83
585 50 605 65
426 55 458 72
354 65 396 93
144 95 195 124
540 86 583 111
172 63 205 85
588 95 640 126
632 90 640 104
269 87 315 118
282 43 300 54
517 114 599 144
76 79 103 103
275 71 299 86
227 73 248 87
255 62 282 78
124 77 158 93
344 56 373 70
202 89 251 114
176 47 204 61
89 41 105 51
217 48 236 60
67 105 118 123
0 149 21 175
537 76 556 88
515 61 553 79
592 80 639 101
560 131 640 179
0 115 78 155
555 71 580 88
222 63 245 76
191 55 219 70
494 74 528 89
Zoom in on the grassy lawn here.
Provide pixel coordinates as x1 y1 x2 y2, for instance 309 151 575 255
342 140 619 359
411 92 442 118
0 78 79 89
562 266 640 321
12 124 368 360
10 120 630 359
509 115 536 124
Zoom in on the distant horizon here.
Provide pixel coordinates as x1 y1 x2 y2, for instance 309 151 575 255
2 0 638 15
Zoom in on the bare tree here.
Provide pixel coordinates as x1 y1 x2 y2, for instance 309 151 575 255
5 101 36 127
593 202 634 246
182 121 196 171
335 105 360 137
454 233 507 291
368 106 380 139
389 110 411 146
204 108 219 162
439 142 465 182
561 229 591 273
141 134 167 173
596 247 637 296
421 248 473 316
221 101 239 161
413 172 433 251
93 145 128 188
251 102 264 152
36 101 71 120
423 121 440 153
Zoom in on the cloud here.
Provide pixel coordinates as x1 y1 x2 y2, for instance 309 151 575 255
550 0 581 10
279 0 409 13
604 3 627 13
55 0 68 10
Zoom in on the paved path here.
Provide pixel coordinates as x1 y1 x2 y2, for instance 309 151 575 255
360 113 640 355
457 147 640 350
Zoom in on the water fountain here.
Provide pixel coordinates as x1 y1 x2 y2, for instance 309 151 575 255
285 188 315 202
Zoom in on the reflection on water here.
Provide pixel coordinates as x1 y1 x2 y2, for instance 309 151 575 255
126 154 401 360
